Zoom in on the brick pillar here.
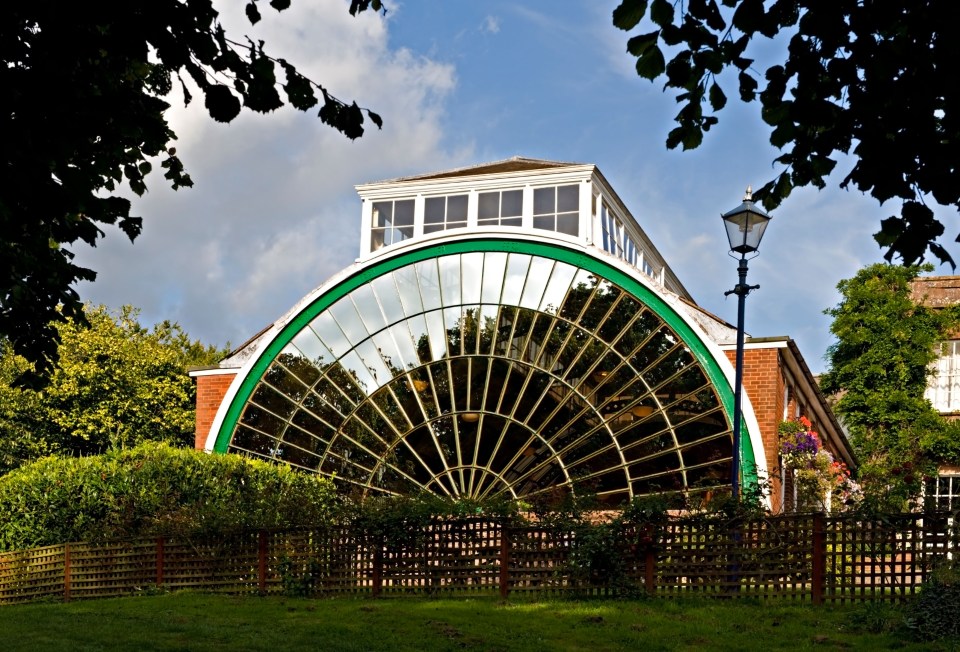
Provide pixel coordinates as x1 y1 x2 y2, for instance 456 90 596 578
192 370 238 449
724 348 785 512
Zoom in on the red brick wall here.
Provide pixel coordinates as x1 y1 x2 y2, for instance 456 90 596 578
724 348 786 511
194 372 237 450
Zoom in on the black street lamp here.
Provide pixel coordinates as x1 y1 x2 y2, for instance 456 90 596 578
722 187 771 501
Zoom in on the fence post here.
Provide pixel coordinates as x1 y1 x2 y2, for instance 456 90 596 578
372 546 383 598
258 531 268 596
156 537 165 588
812 512 826 605
499 525 511 600
644 548 656 596
63 544 71 602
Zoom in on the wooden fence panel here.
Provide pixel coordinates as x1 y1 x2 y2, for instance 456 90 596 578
160 532 260 593
730 515 816 600
1 511 956 605
506 526 574 595
377 519 502 595
418 519 500 594
0 544 66 604
268 528 371 596
823 513 954 602
69 540 157 600
656 518 739 597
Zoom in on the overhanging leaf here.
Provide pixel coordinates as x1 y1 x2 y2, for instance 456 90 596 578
708 81 726 110
118 216 143 242
204 85 242 123
650 0 674 27
635 46 666 80
246 1 261 25
738 71 757 102
732 0 764 34
929 243 955 269
245 54 283 113
281 62 317 111
626 30 660 57
681 125 703 150
613 0 649 31
772 171 793 201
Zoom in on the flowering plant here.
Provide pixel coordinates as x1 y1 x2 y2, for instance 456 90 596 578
778 417 860 512
780 432 820 463
778 416 820 467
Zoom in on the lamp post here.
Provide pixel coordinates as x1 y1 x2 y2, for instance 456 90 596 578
722 187 771 501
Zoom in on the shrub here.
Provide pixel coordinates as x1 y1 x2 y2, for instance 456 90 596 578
0 442 339 551
903 563 960 641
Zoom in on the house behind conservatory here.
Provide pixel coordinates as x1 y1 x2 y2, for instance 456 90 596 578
190 157 853 513
911 275 960 510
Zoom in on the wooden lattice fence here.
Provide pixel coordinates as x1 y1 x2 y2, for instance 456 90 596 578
0 512 956 605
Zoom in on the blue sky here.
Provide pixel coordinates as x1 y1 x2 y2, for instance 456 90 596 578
73 1 943 373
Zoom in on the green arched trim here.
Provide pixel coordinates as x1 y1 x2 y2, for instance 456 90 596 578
214 238 757 489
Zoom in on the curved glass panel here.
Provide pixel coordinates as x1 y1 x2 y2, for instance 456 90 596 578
223 249 738 505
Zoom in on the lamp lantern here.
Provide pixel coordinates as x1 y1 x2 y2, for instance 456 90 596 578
721 187 771 255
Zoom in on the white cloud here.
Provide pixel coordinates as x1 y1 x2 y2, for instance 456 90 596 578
481 16 501 34
73 0 463 348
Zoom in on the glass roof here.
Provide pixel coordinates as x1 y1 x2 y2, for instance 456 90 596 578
218 243 742 505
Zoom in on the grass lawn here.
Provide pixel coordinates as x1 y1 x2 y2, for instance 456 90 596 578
0 593 949 651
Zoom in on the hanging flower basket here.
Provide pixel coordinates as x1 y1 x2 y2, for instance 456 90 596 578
778 417 859 512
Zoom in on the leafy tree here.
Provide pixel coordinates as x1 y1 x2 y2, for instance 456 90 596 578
1 0 383 387
0 305 227 474
820 263 960 509
613 1 960 268
0 377 50 478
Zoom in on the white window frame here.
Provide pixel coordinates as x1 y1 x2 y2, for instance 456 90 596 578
927 473 960 511
532 184 580 236
477 189 523 228
370 198 415 252
926 340 960 413
423 193 469 235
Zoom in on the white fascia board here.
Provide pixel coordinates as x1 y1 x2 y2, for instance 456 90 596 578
678 303 740 345
717 339 790 351
188 368 240 378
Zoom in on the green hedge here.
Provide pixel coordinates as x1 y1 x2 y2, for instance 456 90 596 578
0 442 339 551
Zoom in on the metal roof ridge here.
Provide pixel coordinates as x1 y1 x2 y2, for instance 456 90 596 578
356 156 591 187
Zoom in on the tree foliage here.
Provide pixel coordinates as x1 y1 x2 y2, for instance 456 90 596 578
1 0 383 388
820 263 960 508
0 442 340 551
0 305 226 474
614 1 960 268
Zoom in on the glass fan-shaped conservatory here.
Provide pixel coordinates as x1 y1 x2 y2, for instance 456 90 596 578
204 158 766 506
